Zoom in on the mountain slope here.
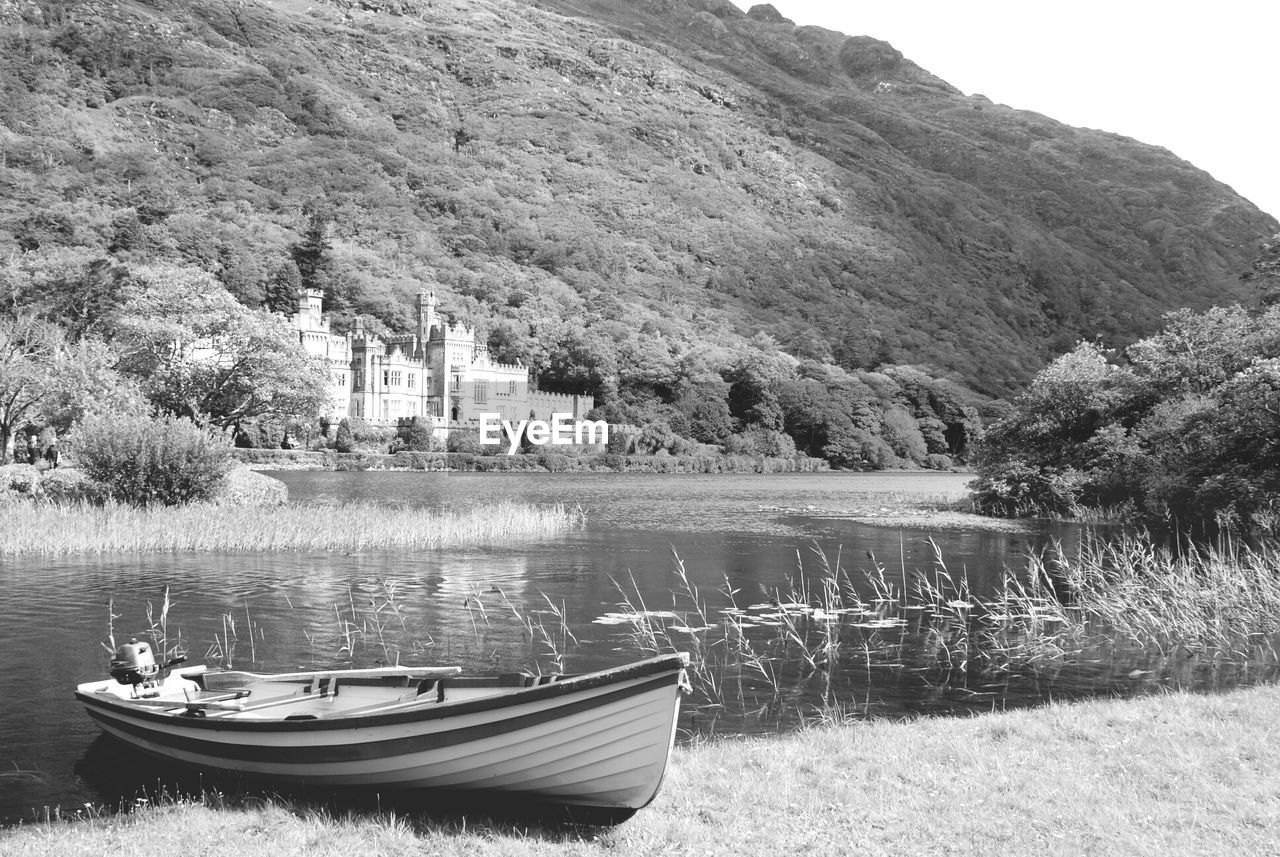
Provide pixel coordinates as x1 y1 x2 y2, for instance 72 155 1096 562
0 0 1274 401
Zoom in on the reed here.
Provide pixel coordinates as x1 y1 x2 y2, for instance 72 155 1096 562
598 534 1280 722
0 500 584 555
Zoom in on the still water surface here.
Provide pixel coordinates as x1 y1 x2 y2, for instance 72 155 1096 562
0 471 1266 822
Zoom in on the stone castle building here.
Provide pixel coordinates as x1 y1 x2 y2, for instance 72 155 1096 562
291 289 593 439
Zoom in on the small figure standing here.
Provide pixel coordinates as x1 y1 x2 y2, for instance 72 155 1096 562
43 438 60 468
24 434 38 465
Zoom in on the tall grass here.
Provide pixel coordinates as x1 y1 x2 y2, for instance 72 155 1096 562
601 535 1280 720
0 501 584 555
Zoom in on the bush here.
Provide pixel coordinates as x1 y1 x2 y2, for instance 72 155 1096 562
391 417 442 452
969 462 1082 518
537 452 571 472
447 430 482 454
73 413 232 506
346 417 397 451
0 464 41 495
924 453 954 471
334 418 355 453
37 467 102 503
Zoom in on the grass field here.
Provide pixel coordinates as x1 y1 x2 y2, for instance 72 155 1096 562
0 500 582 555
6 683 1278 856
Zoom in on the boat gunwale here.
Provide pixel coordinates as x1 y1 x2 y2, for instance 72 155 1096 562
75 653 686 734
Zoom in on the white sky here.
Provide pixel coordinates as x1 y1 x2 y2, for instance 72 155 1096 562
729 1 1279 221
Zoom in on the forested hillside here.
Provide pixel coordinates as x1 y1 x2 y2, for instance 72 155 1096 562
1 0 1274 466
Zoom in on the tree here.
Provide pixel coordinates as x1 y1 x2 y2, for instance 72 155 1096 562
334 418 355 453
263 259 303 316
1126 306 1280 395
0 316 65 461
291 205 334 296
0 315 135 461
0 251 131 338
727 350 792 432
976 312 1280 528
673 377 734 445
109 265 330 430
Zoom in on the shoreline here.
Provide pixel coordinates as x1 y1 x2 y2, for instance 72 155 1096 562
6 683 1277 854
803 509 1034 533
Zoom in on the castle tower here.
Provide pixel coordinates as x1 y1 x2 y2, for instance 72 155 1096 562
300 288 324 328
416 291 439 342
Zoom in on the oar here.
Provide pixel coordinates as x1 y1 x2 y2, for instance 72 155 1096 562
195 665 462 684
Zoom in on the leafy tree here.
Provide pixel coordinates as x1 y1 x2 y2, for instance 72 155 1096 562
880 406 927 465
0 251 131 338
1126 305 1280 395
109 265 330 430
727 349 792 432
975 306 1280 529
672 377 734 446
0 315 134 460
0 315 65 461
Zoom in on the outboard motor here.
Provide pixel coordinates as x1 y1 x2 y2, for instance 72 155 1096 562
110 639 159 687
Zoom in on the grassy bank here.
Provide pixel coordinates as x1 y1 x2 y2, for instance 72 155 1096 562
6 684 1279 855
0 501 582 555
231 448 830 474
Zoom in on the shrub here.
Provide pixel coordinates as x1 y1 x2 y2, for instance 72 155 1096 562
924 453 954 471
537 452 570 472
447 430 482 454
391 417 442 452
346 417 397 451
334 418 355 453
969 462 1082 518
0 463 41 495
37 467 102 503
73 413 232 506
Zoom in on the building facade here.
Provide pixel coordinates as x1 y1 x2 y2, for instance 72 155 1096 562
291 289 593 439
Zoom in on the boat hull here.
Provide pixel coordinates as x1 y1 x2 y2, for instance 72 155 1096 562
76 655 686 811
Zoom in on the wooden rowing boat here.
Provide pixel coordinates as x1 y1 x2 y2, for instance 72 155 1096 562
75 652 690 816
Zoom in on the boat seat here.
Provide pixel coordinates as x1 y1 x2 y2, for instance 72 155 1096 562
415 678 446 704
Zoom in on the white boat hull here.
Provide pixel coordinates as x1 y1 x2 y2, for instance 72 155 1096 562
76 655 687 811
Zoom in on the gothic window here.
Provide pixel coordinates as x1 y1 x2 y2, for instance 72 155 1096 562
408 373 416 389
383 370 390 387
509 380 517 396
391 370 403 386
474 381 487 404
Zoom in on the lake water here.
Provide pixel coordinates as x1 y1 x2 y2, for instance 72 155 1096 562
0 471 1270 822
